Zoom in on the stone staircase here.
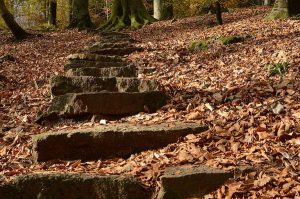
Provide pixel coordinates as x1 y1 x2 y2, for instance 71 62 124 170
0 33 234 199
38 32 167 122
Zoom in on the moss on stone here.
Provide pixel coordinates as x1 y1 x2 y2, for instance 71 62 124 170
219 36 244 45
189 40 208 51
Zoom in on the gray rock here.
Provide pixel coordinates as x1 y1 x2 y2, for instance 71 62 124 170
157 165 233 199
100 32 131 38
50 76 118 96
116 78 159 93
32 123 208 162
50 76 160 96
85 42 135 49
99 37 135 44
84 43 143 56
87 47 142 56
98 32 134 43
138 67 156 74
64 60 127 71
39 91 168 120
65 65 137 78
67 53 124 62
0 173 151 199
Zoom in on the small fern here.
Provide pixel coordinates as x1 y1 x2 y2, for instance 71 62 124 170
219 36 244 45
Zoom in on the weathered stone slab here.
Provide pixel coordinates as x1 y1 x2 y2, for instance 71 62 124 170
86 42 135 49
0 173 150 199
99 36 135 43
86 47 143 56
100 32 131 38
99 32 134 42
67 53 124 62
32 123 208 162
64 60 127 71
116 78 159 92
50 76 159 96
157 165 233 199
83 42 143 55
38 91 167 121
65 65 137 77
139 67 156 74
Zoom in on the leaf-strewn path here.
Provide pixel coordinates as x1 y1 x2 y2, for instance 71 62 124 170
1 7 300 198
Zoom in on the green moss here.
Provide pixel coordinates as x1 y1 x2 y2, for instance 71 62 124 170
33 23 57 31
219 36 244 45
265 62 289 75
189 40 208 51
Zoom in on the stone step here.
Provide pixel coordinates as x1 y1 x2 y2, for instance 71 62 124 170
99 32 134 42
100 37 136 43
97 37 135 44
67 53 125 62
157 165 233 199
85 46 143 56
50 76 159 96
32 123 207 162
64 60 127 71
0 173 150 199
138 67 156 74
83 41 142 56
100 32 131 38
85 41 135 50
65 65 137 78
37 91 168 121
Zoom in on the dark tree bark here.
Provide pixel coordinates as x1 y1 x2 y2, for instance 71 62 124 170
0 0 29 39
100 0 156 31
215 1 223 25
288 0 300 16
69 0 92 28
48 0 57 25
269 0 300 19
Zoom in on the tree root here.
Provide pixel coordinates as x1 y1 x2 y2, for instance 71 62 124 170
98 0 156 32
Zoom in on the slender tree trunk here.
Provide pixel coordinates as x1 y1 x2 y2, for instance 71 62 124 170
0 0 28 39
69 0 92 28
153 0 162 20
215 1 223 25
100 0 156 31
264 0 271 6
48 0 57 25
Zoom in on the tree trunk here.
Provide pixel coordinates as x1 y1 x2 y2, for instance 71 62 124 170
69 0 92 28
153 0 162 20
163 3 173 19
269 0 300 19
0 0 28 39
288 0 300 16
215 1 223 25
100 0 156 31
264 0 271 6
48 0 57 25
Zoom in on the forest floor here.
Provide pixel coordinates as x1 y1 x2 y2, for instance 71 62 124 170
1 6 300 198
